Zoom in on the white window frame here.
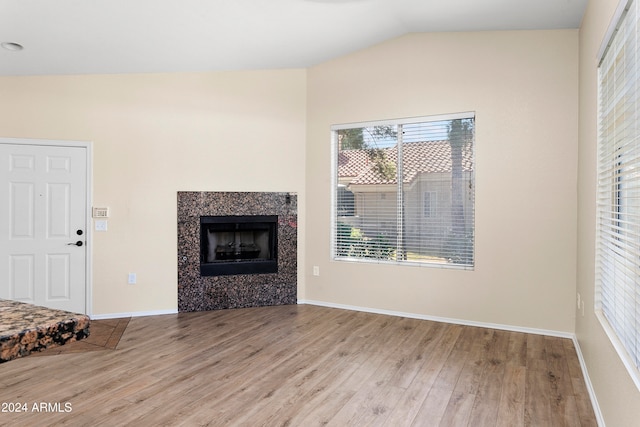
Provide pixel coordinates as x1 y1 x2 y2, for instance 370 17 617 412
596 0 640 391
330 111 475 270
423 191 437 218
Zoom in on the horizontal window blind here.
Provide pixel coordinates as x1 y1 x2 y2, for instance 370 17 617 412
332 113 475 269
596 0 640 388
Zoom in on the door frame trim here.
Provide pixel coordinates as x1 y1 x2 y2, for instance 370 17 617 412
0 137 93 316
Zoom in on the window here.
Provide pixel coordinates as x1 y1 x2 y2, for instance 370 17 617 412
332 112 475 269
596 0 640 390
423 191 437 218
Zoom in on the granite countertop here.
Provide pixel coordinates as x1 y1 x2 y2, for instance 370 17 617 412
0 299 90 362
0 299 88 337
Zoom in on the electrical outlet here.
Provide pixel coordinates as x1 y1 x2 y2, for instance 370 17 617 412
128 273 137 284
313 266 320 276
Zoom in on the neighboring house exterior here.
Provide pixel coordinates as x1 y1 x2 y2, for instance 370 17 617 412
337 140 474 258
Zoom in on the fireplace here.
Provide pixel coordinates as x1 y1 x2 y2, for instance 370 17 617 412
178 191 297 312
200 215 278 276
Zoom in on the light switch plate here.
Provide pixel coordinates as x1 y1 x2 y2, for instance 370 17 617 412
95 220 108 231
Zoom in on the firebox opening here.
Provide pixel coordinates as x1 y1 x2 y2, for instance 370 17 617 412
200 215 278 276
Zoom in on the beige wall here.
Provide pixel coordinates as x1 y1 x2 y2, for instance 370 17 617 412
306 30 579 332
578 0 640 425
0 70 307 315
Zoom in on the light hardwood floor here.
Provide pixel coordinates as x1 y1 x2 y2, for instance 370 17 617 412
0 304 597 426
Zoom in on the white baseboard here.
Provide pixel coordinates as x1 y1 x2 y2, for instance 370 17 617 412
90 308 178 320
571 337 606 426
298 299 574 338
298 299 604 426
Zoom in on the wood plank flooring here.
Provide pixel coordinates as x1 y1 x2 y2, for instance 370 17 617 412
0 304 597 426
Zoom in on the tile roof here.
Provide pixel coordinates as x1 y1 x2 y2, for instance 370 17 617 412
337 149 371 178
339 141 473 186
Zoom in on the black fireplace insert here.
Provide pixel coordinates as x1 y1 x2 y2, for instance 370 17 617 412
200 215 278 276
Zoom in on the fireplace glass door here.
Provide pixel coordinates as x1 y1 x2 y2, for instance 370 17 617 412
200 215 278 276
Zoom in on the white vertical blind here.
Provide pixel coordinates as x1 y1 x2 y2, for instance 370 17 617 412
596 0 640 387
332 113 475 269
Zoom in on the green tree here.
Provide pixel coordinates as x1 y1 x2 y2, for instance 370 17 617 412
338 126 396 150
447 118 474 264
338 128 366 150
338 126 397 180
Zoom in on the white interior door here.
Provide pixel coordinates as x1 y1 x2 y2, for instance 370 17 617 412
0 142 88 314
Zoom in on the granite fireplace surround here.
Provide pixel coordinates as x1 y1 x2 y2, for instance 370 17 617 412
178 191 297 312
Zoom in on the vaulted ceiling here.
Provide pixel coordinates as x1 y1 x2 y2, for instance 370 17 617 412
0 0 588 76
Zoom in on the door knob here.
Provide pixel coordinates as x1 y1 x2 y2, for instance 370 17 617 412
67 241 83 247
